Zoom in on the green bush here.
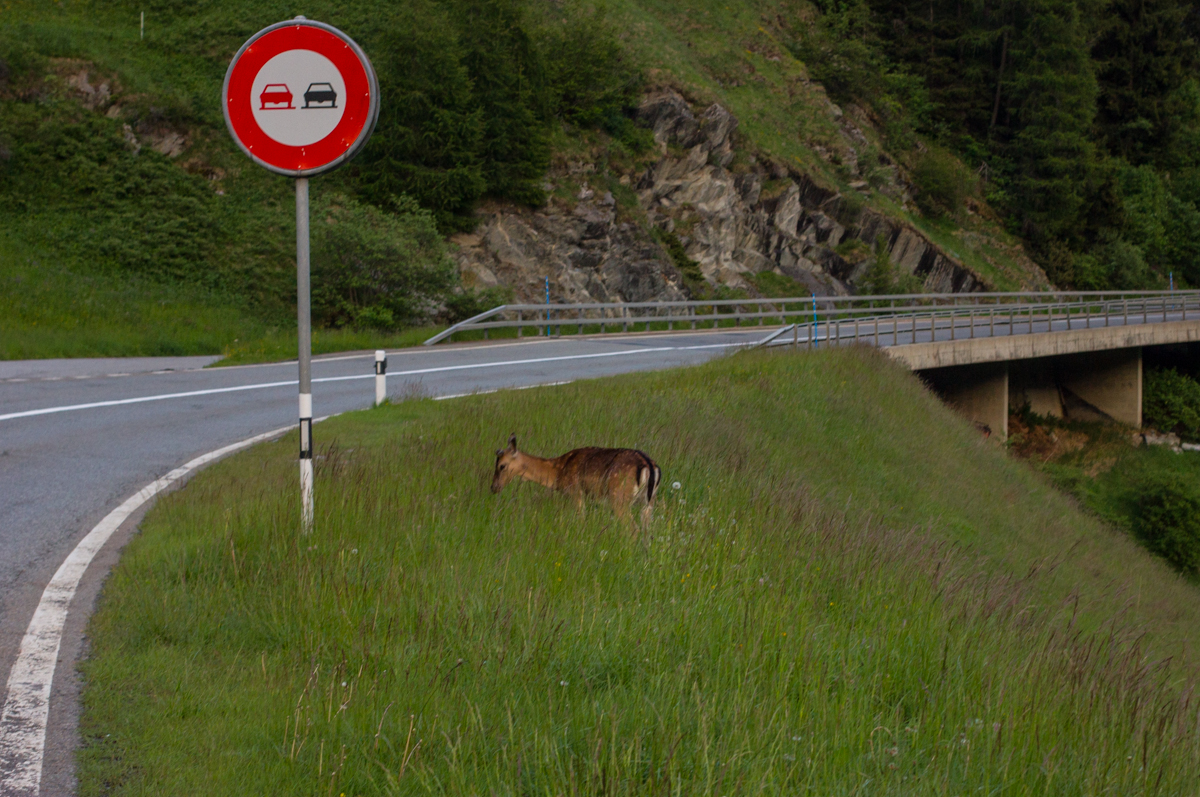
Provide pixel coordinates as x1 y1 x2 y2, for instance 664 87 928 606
856 235 923 295
912 149 974 218
1081 237 1158 290
1133 473 1200 574
537 2 643 132
443 285 514 323
454 0 552 207
355 0 641 228
654 228 707 297
310 195 456 330
1144 367 1200 442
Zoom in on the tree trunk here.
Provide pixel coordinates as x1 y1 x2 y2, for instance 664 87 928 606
990 29 1008 129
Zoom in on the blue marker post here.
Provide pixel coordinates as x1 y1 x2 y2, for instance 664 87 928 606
812 294 819 349
545 276 550 336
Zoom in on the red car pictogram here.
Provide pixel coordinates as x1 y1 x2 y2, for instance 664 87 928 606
259 84 293 110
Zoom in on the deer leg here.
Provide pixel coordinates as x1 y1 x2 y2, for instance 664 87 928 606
610 474 636 528
640 500 654 529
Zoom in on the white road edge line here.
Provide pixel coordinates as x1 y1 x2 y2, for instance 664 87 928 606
433 380 575 401
0 423 294 795
0 342 744 423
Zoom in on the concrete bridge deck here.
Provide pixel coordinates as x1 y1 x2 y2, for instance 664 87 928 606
872 314 1199 440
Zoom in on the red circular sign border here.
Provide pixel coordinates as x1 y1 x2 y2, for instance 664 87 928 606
223 20 379 177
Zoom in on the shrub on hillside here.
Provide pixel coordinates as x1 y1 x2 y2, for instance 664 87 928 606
1133 473 1200 574
311 195 456 330
0 104 225 286
912 149 975 218
1144 367 1200 442
537 3 643 134
443 285 514 323
857 235 923 295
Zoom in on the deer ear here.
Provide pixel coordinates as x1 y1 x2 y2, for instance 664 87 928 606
508 433 517 452
495 449 504 457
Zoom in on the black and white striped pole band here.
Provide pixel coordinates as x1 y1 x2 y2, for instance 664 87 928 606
299 393 313 459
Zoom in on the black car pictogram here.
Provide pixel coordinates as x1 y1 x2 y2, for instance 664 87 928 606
303 83 338 109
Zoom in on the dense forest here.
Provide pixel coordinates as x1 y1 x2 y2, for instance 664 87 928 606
796 0 1200 290
350 0 644 231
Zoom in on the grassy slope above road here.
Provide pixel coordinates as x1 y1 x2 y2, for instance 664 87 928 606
79 347 1200 794
0 228 264 358
1 0 1042 362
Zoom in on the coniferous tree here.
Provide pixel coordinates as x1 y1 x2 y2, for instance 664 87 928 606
452 0 552 206
1001 0 1099 243
1092 0 1196 165
355 1 486 232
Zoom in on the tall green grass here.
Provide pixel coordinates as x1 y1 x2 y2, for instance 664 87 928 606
0 225 267 358
214 327 448 367
79 347 1200 794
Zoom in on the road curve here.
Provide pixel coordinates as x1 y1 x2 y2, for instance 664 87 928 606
0 328 770 796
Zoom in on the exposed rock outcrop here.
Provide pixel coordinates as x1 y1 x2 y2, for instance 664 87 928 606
453 202 688 303
55 60 191 158
455 88 1048 303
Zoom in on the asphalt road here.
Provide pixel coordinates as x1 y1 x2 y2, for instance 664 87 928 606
0 328 773 796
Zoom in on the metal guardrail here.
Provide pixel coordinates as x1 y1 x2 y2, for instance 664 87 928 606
425 290 1200 346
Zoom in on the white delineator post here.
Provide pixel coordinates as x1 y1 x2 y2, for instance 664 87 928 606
296 177 314 532
374 349 387 406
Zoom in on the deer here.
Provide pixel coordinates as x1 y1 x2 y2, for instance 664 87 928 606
491 434 661 527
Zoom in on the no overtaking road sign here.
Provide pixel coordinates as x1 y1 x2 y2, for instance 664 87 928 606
223 18 379 530
223 18 379 176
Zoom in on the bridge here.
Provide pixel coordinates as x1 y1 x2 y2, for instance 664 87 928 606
429 290 1200 439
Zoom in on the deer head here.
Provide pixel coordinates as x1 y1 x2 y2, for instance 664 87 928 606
491 433 519 494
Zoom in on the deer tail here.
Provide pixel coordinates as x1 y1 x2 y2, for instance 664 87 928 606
635 451 660 505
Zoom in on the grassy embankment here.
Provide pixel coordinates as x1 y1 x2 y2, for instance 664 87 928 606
79 346 1200 794
0 227 443 360
1 2 450 362
0 5 278 359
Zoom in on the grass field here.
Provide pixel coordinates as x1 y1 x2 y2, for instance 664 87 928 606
78 347 1200 794
0 224 268 359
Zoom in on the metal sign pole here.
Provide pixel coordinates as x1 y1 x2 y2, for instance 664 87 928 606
223 17 378 534
296 177 314 531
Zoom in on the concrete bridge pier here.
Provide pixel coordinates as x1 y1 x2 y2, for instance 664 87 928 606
920 362 1009 439
919 347 1144 440
1054 347 1142 428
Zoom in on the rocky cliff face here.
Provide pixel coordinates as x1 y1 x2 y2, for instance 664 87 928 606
454 88 1048 304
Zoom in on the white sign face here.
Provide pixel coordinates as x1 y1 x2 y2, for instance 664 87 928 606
249 49 347 147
